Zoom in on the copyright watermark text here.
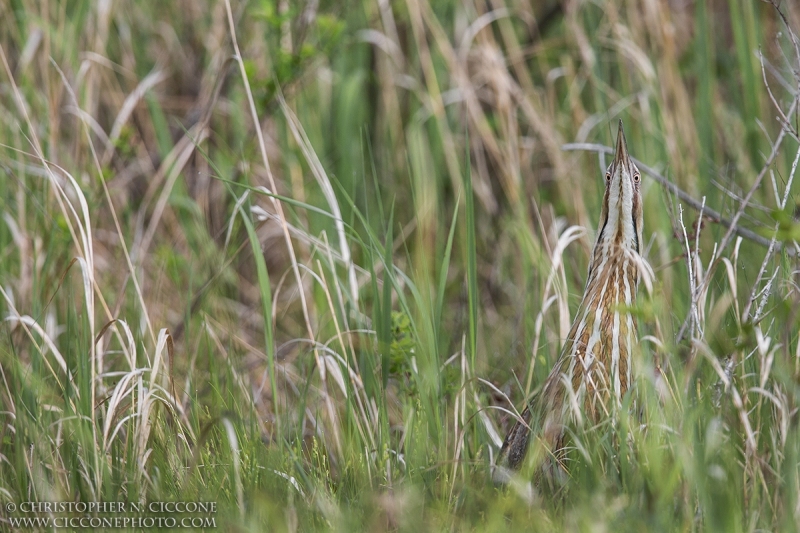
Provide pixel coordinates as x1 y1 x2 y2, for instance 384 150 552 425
3 501 217 530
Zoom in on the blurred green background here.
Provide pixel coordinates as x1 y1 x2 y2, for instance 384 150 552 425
1 0 800 530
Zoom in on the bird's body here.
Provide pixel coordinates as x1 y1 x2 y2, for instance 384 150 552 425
497 121 644 473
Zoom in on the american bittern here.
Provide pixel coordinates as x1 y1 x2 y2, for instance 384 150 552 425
497 120 643 475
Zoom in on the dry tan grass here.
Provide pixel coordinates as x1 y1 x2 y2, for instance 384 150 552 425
1 0 800 529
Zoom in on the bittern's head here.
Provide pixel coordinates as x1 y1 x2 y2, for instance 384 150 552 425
594 120 643 258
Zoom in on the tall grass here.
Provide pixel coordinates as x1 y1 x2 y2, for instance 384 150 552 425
1 0 799 530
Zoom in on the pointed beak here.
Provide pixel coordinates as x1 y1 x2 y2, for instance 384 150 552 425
614 120 630 168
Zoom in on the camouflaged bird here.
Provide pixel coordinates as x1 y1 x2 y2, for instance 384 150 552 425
496 121 644 478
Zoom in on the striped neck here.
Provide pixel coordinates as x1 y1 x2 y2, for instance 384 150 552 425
564 250 639 410
547 121 644 413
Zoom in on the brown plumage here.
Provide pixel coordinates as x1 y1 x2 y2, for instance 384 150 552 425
496 121 644 476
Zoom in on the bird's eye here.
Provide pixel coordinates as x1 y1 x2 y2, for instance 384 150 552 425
605 172 611 183
633 172 640 183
